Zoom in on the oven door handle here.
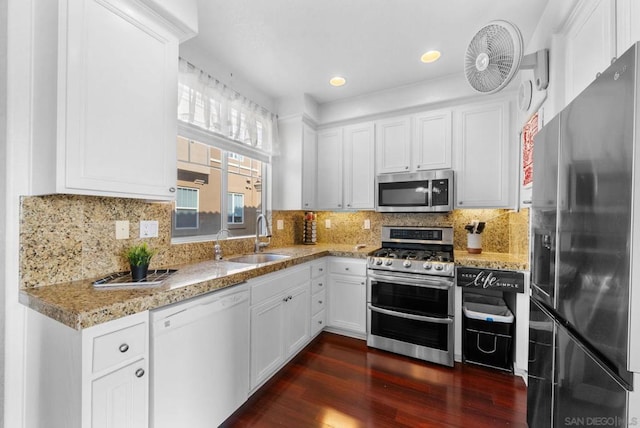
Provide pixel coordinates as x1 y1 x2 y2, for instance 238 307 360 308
367 272 453 290
368 304 453 324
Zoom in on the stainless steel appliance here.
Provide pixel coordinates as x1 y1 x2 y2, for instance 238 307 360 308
375 169 454 213
528 43 640 426
367 226 455 366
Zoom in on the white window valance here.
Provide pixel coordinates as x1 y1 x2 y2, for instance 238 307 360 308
178 58 277 156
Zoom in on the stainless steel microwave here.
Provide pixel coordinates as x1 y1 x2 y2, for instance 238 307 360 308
375 170 454 213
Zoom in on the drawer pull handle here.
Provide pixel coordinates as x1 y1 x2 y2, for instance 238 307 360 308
345 267 350 271
119 344 129 353
135 368 145 378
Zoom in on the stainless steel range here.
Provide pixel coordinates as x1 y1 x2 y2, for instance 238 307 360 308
367 226 455 367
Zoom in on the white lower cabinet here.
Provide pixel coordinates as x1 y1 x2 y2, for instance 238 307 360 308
91 360 147 428
327 258 367 338
310 259 328 336
25 309 149 428
250 264 311 391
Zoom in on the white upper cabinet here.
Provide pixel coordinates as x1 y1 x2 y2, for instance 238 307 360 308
413 110 452 171
317 122 375 210
375 111 452 174
272 117 317 210
375 116 412 173
343 122 375 210
316 128 344 209
454 100 514 209
563 0 616 103
30 0 195 200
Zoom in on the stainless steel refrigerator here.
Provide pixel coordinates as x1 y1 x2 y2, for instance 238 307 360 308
528 43 639 426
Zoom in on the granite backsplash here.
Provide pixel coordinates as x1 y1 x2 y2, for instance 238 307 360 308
20 195 529 288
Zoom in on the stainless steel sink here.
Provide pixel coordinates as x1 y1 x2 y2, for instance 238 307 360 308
227 253 290 264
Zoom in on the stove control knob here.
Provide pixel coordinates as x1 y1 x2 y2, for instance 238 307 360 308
384 259 393 266
375 258 383 266
434 264 444 271
423 262 432 270
403 260 412 268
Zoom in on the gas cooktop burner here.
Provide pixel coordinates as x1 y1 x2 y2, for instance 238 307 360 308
368 226 455 277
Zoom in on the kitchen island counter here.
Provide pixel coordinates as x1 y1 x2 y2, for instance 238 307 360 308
19 244 376 330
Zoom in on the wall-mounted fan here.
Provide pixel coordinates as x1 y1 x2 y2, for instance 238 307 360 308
464 20 549 95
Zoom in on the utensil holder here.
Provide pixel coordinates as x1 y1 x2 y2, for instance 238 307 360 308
467 233 482 254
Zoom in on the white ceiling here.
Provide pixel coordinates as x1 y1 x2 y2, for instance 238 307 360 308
180 0 550 106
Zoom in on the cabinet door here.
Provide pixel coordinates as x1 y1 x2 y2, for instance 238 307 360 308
302 123 318 210
284 284 311 357
328 274 367 335
316 128 344 209
375 116 411 173
343 122 375 209
62 0 177 199
413 110 452 170
455 101 513 208
564 0 616 103
250 297 286 389
91 359 148 428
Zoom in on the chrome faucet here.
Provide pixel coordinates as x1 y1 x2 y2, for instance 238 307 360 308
254 213 272 253
214 229 229 260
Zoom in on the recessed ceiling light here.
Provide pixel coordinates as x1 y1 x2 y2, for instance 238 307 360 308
329 76 346 87
420 50 441 63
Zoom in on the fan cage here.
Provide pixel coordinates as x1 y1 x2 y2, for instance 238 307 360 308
464 20 524 94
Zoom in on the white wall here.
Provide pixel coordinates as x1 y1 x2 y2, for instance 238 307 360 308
0 0 8 423
4 0 34 426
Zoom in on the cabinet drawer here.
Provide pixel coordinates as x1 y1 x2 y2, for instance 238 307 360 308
311 260 326 278
251 265 310 305
311 310 326 336
311 290 326 315
92 321 147 373
329 259 366 276
311 277 326 294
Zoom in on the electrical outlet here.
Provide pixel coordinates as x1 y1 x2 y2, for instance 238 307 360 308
140 220 159 238
364 219 371 229
277 219 284 230
325 219 331 229
115 220 129 239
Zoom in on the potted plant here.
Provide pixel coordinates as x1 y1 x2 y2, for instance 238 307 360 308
125 242 157 281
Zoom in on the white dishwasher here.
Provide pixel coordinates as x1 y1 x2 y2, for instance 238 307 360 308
151 283 249 428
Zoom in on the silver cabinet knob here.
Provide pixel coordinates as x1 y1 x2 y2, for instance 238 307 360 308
318 283 323 287
135 368 145 378
119 343 129 353
318 320 323 325
169 187 176 193
318 300 323 304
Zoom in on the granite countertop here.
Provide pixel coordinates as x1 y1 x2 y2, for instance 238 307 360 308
20 244 527 330
19 244 377 330
454 250 529 271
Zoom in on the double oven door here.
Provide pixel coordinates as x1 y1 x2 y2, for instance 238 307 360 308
367 269 454 367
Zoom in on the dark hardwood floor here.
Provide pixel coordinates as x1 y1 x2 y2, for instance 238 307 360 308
222 332 528 427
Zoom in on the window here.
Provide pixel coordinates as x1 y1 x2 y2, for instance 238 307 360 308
227 193 244 224
175 187 199 229
172 136 264 242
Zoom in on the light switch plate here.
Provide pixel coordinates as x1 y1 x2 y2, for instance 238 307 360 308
140 220 159 238
325 219 331 229
363 219 371 229
115 220 129 239
277 219 284 230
